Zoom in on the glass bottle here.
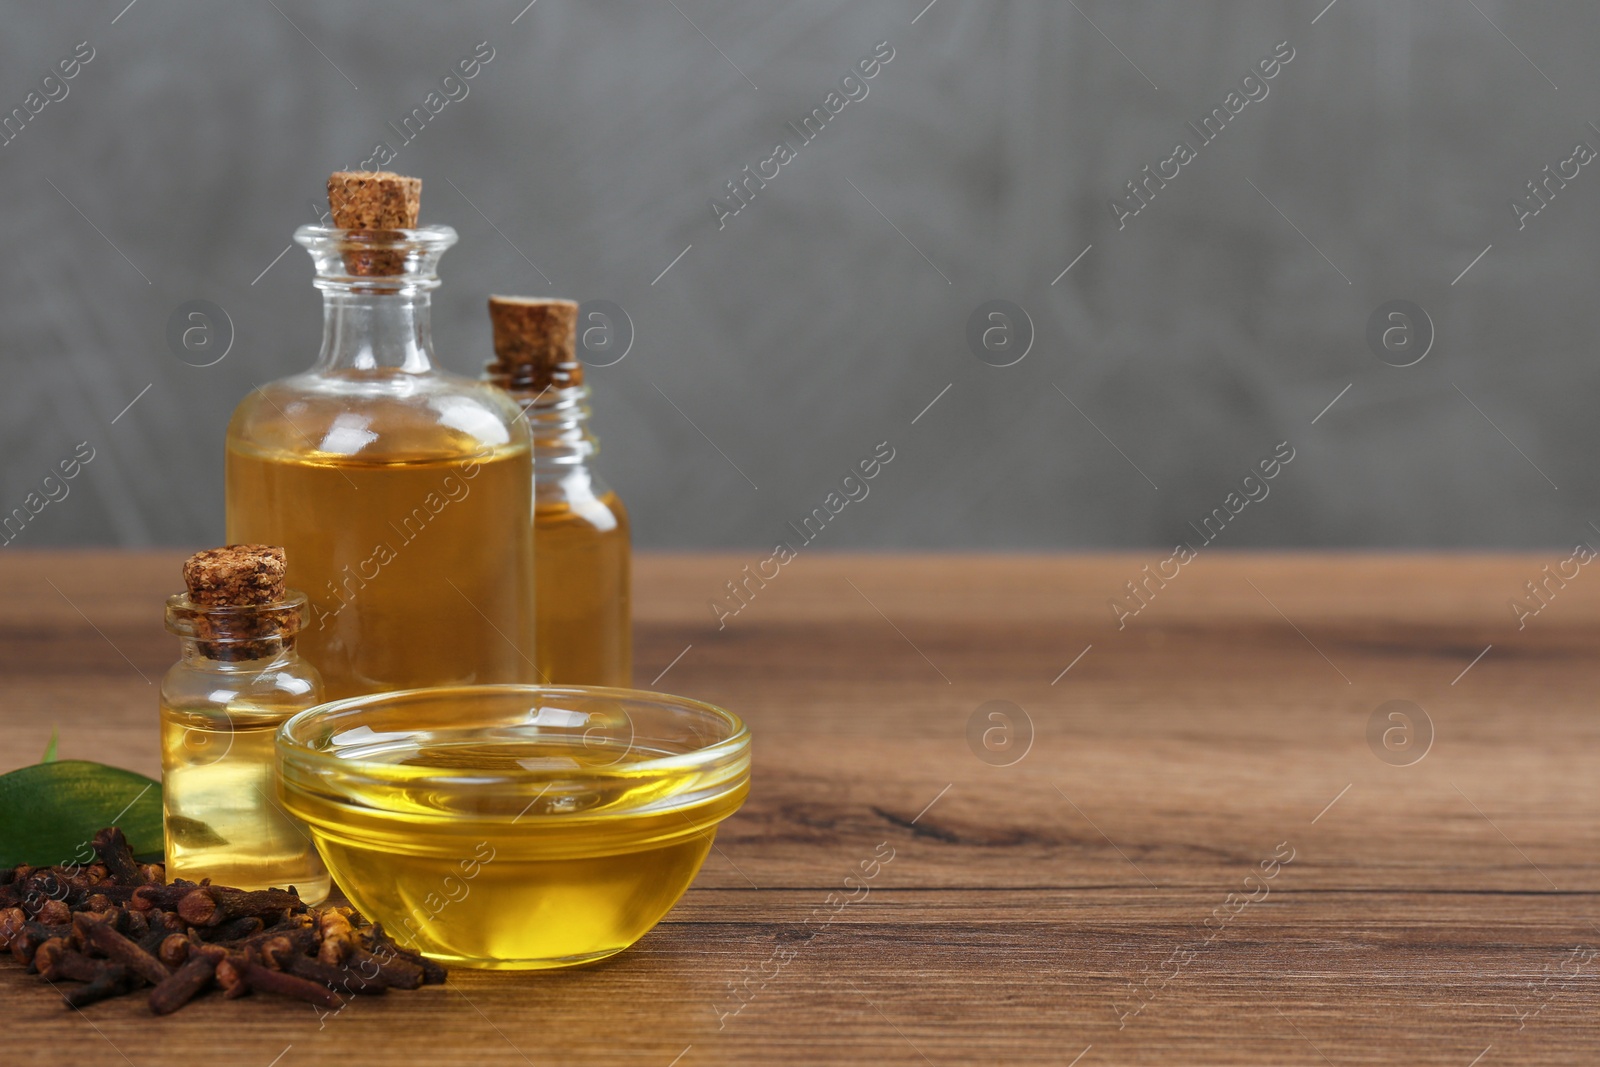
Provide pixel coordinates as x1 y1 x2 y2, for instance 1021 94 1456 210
161 589 330 902
225 219 538 699
486 297 631 687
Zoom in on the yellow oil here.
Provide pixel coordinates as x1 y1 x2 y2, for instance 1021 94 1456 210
226 442 537 700
161 701 331 902
535 490 631 686
282 733 744 969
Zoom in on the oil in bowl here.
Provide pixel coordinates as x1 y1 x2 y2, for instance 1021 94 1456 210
275 685 750 970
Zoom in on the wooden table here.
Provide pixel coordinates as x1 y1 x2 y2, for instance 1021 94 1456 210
4 552 1597 1065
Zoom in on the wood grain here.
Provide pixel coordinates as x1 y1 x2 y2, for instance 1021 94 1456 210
3 551 1597 1065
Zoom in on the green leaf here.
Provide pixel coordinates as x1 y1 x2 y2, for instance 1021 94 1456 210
40 728 58 764
0 760 162 867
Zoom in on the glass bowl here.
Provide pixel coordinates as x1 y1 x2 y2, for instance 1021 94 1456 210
275 684 750 970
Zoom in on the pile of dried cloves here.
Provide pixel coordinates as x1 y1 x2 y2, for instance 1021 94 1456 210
0 827 445 1014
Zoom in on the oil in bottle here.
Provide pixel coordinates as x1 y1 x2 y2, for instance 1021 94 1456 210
486 297 631 687
225 173 537 699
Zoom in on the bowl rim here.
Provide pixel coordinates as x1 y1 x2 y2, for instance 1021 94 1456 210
275 683 751 789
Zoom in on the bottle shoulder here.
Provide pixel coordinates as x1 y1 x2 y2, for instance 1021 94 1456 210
536 478 630 535
228 371 530 465
160 656 323 718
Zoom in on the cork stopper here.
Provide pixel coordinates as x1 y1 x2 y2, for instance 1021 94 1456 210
183 545 286 607
178 545 298 660
327 171 421 276
328 171 421 229
486 297 583 393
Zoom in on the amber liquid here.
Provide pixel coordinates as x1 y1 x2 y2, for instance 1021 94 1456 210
226 443 537 700
161 700 330 902
283 733 740 969
535 488 631 687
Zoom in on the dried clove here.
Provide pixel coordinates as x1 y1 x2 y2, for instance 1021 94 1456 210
91 828 148 886
35 898 71 926
39 948 107 984
214 955 249 999
286 954 389 996
0 907 25 951
31 937 72 977
364 923 446 985
122 908 152 941
316 907 357 964
149 945 225 1016
75 913 170 986
177 885 301 928
12 921 71 966
156 933 190 969
198 915 265 943
235 959 345 1009
15 869 69 913
234 920 318 960
136 925 174 960
4 826 446 1015
129 880 201 913
350 946 424 990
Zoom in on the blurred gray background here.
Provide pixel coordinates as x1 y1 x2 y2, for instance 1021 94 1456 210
3 0 1597 550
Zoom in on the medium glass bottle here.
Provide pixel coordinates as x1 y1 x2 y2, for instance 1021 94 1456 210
225 173 537 699
161 546 329 902
487 297 631 686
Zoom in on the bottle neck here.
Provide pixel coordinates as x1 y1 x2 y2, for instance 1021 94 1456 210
501 382 599 473
295 223 456 375
165 591 307 666
315 290 436 374
176 635 297 669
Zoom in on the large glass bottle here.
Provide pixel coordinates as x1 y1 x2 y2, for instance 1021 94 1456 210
226 175 537 700
486 297 631 687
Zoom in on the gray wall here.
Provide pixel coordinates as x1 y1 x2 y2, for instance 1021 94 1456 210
3 1 1598 550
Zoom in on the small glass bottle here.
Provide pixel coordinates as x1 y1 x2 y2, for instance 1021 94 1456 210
225 173 537 699
161 546 330 902
486 297 631 687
